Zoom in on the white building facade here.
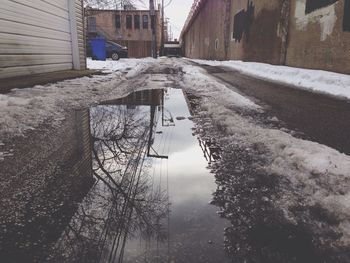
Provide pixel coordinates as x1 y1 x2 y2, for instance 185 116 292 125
0 0 86 79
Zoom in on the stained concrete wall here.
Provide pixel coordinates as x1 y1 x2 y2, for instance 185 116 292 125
286 0 350 74
227 0 288 64
183 0 227 60
182 0 286 63
182 0 350 74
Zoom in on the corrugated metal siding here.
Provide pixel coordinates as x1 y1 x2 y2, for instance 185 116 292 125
75 0 86 69
0 0 74 78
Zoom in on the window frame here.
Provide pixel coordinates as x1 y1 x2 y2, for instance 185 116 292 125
142 15 149 29
115 14 121 29
126 15 132 29
134 14 140 29
87 16 97 32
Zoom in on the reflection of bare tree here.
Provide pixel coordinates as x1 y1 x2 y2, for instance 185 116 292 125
49 105 168 263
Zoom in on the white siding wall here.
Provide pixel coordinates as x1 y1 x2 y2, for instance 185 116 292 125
0 0 86 79
75 0 86 69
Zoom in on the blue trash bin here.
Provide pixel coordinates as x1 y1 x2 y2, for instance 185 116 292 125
90 38 106 61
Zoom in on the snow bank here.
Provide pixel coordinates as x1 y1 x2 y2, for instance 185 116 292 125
191 59 350 100
0 58 156 157
87 57 155 76
181 64 350 245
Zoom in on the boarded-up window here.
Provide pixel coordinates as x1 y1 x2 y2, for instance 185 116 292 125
344 0 350 31
115 15 121 29
305 0 338 14
143 15 149 29
134 15 140 29
126 15 132 29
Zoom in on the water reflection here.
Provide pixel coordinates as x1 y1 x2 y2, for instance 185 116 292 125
50 90 169 262
49 88 231 263
0 110 94 262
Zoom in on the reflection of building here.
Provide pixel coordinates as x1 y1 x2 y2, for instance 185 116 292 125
86 8 162 58
0 109 94 262
103 89 163 106
102 89 172 159
50 89 170 262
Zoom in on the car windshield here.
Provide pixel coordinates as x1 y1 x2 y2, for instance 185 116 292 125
107 42 122 49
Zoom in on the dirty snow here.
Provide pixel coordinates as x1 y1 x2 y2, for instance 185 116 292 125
0 58 156 159
191 59 350 100
87 57 154 78
182 65 261 110
181 63 350 246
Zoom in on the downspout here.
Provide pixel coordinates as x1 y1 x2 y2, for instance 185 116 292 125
68 0 81 70
279 0 291 65
224 0 232 59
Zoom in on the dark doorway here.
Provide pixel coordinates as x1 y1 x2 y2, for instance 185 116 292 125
305 0 338 14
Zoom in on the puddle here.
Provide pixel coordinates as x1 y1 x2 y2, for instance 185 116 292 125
1 87 345 262
46 88 230 262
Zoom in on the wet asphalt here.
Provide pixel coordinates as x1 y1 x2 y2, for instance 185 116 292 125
2 60 350 263
196 63 350 155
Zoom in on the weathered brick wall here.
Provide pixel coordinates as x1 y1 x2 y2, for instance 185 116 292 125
286 0 350 74
87 9 162 58
89 10 155 41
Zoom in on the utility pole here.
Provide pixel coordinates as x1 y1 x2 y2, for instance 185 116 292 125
161 0 164 56
150 0 157 58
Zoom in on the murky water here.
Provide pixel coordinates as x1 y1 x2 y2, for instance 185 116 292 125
2 85 348 262
45 88 230 263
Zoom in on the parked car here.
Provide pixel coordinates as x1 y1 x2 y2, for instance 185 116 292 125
87 40 128 60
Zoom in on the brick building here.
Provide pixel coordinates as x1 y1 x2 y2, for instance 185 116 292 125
86 8 162 58
181 0 350 74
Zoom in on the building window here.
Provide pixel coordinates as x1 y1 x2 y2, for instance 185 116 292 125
115 15 121 29
134 15 140 29
87 17 96 32
215 39 219 50
143 15 149 29
344 0 350 32
126 15 132 29
305 0 338 14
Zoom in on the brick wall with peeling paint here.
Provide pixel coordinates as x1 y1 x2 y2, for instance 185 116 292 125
286 0 350 74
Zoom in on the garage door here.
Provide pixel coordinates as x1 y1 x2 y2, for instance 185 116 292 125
0 0 74 78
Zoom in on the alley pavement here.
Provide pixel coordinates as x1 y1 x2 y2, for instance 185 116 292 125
196 62 350 155
1 58 350 263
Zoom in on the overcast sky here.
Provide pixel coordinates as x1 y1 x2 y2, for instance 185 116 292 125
137 0 193 40
163 0 193 40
